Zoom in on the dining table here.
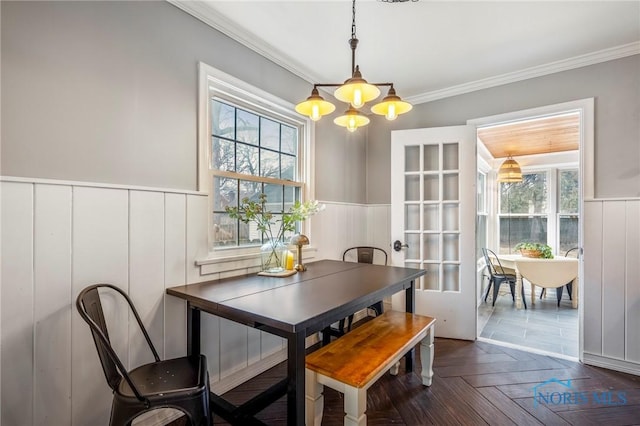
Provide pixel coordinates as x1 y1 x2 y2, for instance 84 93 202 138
166 259 426 426
497 254 579 309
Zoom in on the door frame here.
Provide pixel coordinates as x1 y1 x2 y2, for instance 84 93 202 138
467 98 594 361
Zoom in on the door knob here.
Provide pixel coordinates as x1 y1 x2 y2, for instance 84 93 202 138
393 240 409 252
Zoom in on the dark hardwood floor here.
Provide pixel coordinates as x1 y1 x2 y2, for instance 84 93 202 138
185 337 640 425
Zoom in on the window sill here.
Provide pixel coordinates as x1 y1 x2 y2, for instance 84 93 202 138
195 246 318 278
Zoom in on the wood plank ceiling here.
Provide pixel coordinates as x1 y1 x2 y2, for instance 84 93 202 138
478 112 580 159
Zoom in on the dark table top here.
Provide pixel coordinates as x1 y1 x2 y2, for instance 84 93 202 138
167 259 425 334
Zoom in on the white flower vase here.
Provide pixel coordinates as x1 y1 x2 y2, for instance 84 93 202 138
261 239 286 273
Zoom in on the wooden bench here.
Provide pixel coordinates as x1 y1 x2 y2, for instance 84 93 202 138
305 310 436 426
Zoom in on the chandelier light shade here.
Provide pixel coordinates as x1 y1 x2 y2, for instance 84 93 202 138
295 0 412 130
333 105 370 132
370 87 413 120
497 156 523 183
294 88 336 121
333 66 381 108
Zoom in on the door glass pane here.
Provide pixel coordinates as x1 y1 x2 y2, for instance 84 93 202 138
405 146 420 172
423 264 439 290
443 174 459 201
423 204 439 231
443 234 459 261
424 175 439 201
405 175 420 201
443 204 459 231
405 204 420 231
443 143 459 170
423 145 439 171
405 233 420 260
443 264 459 292
423 234 439 261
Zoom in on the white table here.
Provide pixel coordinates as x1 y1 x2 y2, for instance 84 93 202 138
496 255 578 309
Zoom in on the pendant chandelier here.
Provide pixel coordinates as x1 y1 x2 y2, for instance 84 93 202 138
295 0 412 132
497 156 523 183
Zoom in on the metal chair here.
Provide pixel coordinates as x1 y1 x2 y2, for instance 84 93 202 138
323 247 388 343
76 284 211 426
482 248 527 309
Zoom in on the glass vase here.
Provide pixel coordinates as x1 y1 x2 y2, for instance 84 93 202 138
260 239 286 273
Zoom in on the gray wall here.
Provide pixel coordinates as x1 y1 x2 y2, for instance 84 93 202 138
1 0 363 202
367 54 640 203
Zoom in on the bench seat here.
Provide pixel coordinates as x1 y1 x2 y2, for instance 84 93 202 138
305 310 436 426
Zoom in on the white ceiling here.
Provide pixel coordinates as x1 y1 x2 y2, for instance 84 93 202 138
172 0 640 104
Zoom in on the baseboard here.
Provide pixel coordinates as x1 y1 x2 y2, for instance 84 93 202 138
583 352 640 376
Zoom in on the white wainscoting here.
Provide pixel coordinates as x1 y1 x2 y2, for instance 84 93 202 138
583 199 640 375
0 180 390 426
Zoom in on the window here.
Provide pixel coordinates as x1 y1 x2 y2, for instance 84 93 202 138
476 172 487 260
199 63 310 253
499 171 548 254
558 169 579 253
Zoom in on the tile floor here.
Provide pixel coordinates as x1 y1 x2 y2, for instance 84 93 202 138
478 282 579 357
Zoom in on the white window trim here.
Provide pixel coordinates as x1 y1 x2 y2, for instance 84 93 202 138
197 62 315 267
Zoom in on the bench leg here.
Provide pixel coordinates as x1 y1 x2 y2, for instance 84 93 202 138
420 325 435 386
389 361 400 376
305 369 324 426
343 385 366 426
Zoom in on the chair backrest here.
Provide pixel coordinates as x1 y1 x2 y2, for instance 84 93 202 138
482 248 509 276
342 246 388 265
565 247 579 258
76 284 160 401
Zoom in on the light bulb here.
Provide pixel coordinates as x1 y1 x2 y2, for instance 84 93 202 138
352 88 363 108
386 103 397 120
347 116 357 132
311 103 321 121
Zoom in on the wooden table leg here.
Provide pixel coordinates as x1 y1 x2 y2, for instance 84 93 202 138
287 330 306 426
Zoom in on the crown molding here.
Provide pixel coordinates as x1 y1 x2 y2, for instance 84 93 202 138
405 42 640 104
169 1 639 106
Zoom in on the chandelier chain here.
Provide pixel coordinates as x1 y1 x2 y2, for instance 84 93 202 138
351 0 357 40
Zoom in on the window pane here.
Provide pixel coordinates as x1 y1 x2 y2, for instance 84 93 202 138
213 177 237 210
213 212 236 247
260 149 280 178
281 154 295 181
500 172 547 214
236 109 259 145
212 100 235 139
560 170 579 214
236 143 259 176
281 125 297 155
559 216 579 254
284 186 297 212
477 173 486 213
263 184 283 211
212 137 235 171
260 118 280 150
499 217 547 254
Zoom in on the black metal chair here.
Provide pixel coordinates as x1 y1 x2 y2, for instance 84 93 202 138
323 247 388 343
540 247 578 305
482 248 527 309
76 284 211 426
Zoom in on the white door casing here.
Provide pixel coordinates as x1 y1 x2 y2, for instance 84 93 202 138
391 125 476 340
